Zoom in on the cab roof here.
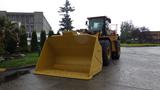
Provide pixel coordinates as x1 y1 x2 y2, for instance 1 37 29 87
87 16 111 23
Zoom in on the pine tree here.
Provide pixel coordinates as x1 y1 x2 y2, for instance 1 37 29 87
58 0 75 31
31 31 38 52
19 26 28 52
40 30 46 49
48 30 54 37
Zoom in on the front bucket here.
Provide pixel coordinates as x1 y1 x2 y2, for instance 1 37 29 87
34 32 102 79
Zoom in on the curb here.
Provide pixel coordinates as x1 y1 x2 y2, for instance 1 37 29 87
0 65 35 83
0 65 35 72
6 65 35 71
0 68 6 72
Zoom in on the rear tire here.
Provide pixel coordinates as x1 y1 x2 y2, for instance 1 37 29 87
100 40 112 66
112 41 120 60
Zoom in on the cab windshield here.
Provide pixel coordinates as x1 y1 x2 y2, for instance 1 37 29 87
88 18 104 32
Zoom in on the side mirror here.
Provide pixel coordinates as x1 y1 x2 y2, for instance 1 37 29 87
85 21 88 26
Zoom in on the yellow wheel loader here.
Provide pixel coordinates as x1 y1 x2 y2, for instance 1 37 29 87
34 16 120 80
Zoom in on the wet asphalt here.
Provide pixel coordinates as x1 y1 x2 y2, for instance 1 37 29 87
0 47 160 90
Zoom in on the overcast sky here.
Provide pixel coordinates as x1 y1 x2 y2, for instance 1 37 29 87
1 0 160 33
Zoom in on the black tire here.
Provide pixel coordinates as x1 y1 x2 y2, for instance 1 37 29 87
112 41 120 60
100 40 112 66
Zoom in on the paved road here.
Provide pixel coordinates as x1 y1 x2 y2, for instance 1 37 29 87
0 47 160 90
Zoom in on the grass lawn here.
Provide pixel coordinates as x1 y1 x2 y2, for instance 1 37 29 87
0 53 39 68
121 43 160 47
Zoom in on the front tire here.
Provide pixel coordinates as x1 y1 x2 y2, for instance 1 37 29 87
100 40 112 66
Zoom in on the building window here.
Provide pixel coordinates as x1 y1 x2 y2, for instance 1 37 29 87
27 32 32 38
31 25 34 31
30 18 34 24
26 17 29 24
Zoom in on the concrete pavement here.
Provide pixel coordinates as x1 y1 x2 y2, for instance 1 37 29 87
0 47 160 90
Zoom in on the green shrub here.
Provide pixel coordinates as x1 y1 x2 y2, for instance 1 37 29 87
40 30 46 49
19 26 28 52
48 30 54 37
0 39 4 56
0 47 4 56
31 31 38 52
4 30 17 53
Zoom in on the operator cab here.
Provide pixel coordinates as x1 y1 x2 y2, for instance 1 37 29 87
87 16 111 36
